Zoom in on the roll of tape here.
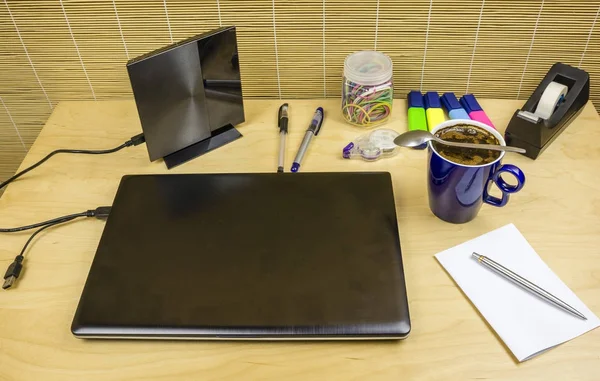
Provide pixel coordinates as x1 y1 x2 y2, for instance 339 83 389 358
534 81 568 120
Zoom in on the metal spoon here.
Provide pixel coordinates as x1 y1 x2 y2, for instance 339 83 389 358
393 130 526 154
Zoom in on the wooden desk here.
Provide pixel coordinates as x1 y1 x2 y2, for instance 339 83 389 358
1 99 599 381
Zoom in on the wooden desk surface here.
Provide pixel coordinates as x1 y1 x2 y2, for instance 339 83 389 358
1 99 599 381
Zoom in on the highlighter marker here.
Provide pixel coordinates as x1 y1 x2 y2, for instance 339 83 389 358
424 92 445 131
407 91 427 131
441 92 470 120
460 94 495 129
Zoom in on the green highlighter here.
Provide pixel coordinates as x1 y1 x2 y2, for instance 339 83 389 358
407 91 428 149
407 91 428 131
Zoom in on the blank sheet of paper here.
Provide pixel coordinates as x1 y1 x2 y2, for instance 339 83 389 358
435 224 599 362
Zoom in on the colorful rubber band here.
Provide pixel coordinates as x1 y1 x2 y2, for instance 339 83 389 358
342 78 393 127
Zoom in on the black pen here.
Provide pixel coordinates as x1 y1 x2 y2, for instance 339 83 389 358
291 107 324 173
277 104 289 173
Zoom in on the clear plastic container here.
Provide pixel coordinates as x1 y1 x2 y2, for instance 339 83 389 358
342 51 393 127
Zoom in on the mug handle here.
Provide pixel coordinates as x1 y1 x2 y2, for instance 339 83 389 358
483 164 526 207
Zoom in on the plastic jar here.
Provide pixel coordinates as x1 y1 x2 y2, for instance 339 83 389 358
342 51 393 127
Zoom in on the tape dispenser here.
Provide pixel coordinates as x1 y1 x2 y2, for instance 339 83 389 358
342 129 400 161
505 63 589 159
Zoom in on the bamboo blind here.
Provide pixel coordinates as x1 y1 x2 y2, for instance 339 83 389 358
1 0 599 181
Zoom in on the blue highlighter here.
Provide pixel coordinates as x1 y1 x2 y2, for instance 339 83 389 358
441 92 470 120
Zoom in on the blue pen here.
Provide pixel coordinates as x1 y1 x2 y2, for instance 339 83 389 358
291 107 324 173
441 92 470 120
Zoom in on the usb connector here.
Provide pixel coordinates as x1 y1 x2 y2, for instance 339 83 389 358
93 206 112 219
1 205 111 290
126 133 146 147
3 255 23 290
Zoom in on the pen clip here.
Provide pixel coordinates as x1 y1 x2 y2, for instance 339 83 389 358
311 107 324 135
278 103 289 133
278 103 289 120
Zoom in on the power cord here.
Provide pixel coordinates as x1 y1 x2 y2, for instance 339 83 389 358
2 206 111 289
0 133 145 191
1 210 92 232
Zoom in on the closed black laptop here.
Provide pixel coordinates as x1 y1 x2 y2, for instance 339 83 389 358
72 173 411 339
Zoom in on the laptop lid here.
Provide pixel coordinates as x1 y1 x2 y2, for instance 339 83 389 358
72 173 411 339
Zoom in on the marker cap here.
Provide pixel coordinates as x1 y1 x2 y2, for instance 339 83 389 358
440 93 462 111
460 94 483 113
407 91 424 108
424 92 442 109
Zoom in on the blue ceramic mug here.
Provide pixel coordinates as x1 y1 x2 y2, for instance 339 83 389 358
428 120 526 224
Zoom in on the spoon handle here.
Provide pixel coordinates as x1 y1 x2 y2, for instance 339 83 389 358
434 138 526 154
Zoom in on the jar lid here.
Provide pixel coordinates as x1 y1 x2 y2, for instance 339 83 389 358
344 51 393 86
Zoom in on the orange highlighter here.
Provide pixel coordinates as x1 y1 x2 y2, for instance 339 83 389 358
424 92 445 131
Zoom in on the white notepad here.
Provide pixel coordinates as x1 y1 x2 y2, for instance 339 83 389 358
435 224 599 361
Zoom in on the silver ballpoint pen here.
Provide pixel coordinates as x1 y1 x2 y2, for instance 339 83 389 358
291 107 324 173
472 253 587 320
277 103 289 173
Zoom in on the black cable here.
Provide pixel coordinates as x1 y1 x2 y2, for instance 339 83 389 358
0 211 91 232
2 206 112 289
0 133 145 191
18 217 78 257
0 207 112 233
2 219 75 290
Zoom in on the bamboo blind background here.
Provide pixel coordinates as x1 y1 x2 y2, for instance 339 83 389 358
1 0 600 183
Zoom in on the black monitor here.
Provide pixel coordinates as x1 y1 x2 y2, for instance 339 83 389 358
127 26 245 168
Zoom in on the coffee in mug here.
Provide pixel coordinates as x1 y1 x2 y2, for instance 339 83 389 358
432 124 501 166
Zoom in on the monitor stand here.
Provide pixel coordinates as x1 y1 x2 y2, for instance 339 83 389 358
163 124 242 169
